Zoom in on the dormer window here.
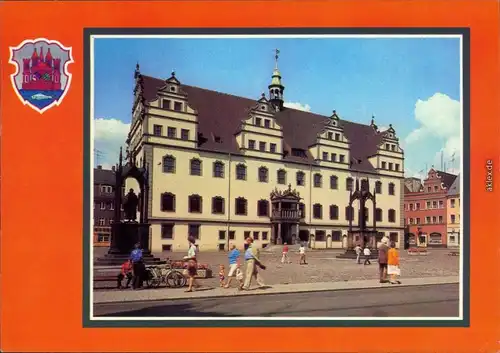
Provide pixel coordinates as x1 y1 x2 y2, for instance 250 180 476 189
261 105 266 111
385 143 390 150
170 86 176 92
173 102 182 111
391 145 396 151
255 118 262 126
335 133 340 141
162 99 171 110
264 119 271 128
327 132 333 140
332 121 337 126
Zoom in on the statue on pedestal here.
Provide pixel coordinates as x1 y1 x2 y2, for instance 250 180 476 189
124 188 139 222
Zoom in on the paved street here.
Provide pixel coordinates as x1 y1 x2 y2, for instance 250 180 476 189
94 283 459 317
94 247 460 289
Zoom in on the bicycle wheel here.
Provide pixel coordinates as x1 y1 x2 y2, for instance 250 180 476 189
166 270 187 288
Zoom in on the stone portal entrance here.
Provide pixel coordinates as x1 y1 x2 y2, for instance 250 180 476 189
270 184 302 245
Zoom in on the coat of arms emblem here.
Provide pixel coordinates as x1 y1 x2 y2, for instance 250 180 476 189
9 38 74 114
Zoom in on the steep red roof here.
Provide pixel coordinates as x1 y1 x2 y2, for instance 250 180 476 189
140 75 388 172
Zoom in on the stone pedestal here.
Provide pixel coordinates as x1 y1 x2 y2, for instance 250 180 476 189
336 230 379 259
95 221 165 266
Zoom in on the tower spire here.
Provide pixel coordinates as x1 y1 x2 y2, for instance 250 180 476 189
268 48 285 111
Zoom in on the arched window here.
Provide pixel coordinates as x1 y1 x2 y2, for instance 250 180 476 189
258 167 268 183
346 177 353 191
277 169 287 185
213 161 225 178
236 164 247 180
162 155 176 173
329 205 339 220
257 200 269 217
235 197 248 215
296 171 305 186
376 208 383 222
361 179 369 192
330 175 338 189
313 203 323 219
388 182 395 195
211 196 225 214
313 173 322 188
388 209 396 223
375 181 382 194
188 194 202 213
190 158 202 176
160 192 175 212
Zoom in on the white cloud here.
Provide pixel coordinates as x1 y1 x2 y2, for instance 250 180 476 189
404 93 461 174
284 101 311 112
94 118 130 169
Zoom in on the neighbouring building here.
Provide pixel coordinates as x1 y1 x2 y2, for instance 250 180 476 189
93 165 123 247
404 169 458 247
124 55 405 253
404 177 422 193
446 175 460 248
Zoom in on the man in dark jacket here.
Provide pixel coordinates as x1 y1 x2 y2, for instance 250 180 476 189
378 238 389 283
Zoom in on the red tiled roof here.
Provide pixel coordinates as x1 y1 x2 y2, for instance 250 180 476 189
141 75 387 172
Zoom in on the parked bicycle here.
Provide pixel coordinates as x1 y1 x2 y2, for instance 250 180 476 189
144 262 187 288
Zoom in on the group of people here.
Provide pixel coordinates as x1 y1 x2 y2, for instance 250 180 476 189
218 237 267 290
280 242 308 265
354 238 401 284
117 242 146 290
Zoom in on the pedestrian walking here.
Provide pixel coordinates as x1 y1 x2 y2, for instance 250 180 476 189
299 243 307 264
281 242 290 264
184 236 200 292
218 264 226 287
363 246 371 265
242 237 266 290
224 244 241 289
387 241 401 284
130 243 145 290
378 237 389 283
117 259 133 289
354 244 362 264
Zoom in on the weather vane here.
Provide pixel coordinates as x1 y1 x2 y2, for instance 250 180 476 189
275 48 280 68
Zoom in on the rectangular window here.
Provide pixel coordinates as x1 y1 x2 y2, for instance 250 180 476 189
327 132 333 140
181 129 189 140
385 143 390 150
416 203 420 210
248 140 256 150
322 152 328 161
432 201 437 208
173 102 182 111
270 143 277 153
388 163 393 170
439 200 444 208
381 161 387 169
426 216 431 224
188 224 200 240
334 133 340 141
264 119 271 128
255 117 262 126
253 231 259 240
262 231 268 240
153 124 163 136
438 216 443 223
244 231 251 239
395 164 400 171
339 155 345 163
218 244 225 251
331 153 337 162
426 201 431 209
450 199 456 208
218 230 226 240
161 224 174 239
229 231 235 240
162 99 171 109
167 127 176 138
416 217 420 224
451 215 456 223
259 141 266 151
409 204 414 211
332 231 341 242
162 244 172 252
432 216 437 223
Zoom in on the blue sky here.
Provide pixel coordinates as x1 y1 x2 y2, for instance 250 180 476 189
94 37 462 176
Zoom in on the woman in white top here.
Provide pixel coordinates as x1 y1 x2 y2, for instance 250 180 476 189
184 236 199 292
299 243 307 265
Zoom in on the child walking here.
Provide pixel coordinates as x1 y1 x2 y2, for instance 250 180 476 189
235 265 244 290
387 242 401 284
218 264 226 287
